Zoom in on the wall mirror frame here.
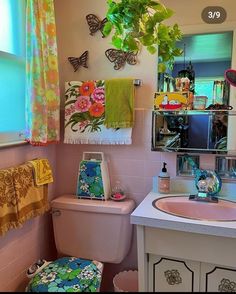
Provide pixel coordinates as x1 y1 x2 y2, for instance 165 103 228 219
153 22 236 154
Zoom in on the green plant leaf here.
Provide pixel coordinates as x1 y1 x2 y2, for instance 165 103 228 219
153 7 173 23
147 45 157 54
158 62 166 73
172 48 183 57
145 18 156 34
112 35 123 49
157 24 171 42
123 34 139 51
102 21 113 37
140 34 155 46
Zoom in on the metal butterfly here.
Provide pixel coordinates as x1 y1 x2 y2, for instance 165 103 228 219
68 51 89 72
86 14 108 38
105 49 138 70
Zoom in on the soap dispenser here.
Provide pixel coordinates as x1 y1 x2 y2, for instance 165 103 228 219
158 162 170 194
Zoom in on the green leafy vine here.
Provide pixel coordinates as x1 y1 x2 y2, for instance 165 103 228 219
103 0 183 72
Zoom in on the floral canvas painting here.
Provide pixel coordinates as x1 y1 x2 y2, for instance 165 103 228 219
64 80 133 145
65 80 105 133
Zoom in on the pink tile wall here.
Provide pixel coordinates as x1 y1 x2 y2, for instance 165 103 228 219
0 144 57 291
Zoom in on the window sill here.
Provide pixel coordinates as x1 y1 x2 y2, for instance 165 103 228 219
0 140 28 149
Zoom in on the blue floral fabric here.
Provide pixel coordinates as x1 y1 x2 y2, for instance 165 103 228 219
26 257 102 292
77 160 105 199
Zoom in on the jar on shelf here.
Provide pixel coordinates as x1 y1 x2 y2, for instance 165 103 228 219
193 95 208 110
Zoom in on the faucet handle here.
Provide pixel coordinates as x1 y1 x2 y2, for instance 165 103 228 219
197 179 208 192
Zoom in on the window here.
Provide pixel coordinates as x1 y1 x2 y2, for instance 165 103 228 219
0 0 26 145
195 77 226 107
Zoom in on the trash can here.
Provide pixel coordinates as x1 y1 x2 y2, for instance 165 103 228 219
113 270 138 292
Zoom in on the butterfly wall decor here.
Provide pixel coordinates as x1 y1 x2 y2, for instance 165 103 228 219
86 14 108 38
68 51 89 72
105 49 138 70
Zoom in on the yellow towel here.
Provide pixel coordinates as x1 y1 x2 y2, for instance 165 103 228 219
0 168 19 236
28 158 54 186
11 163 50 225
104 78 135 128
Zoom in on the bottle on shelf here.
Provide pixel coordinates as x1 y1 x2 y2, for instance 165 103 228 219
158 162 170 194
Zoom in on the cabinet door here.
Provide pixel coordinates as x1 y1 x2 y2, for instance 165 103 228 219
200 263 236 292
148 254 200 292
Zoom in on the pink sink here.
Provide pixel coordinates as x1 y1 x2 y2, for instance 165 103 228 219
153 196 236 221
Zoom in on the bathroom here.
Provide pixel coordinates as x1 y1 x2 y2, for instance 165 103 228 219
0 0 236 292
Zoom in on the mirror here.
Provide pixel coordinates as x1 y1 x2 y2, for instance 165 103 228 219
158 31 233 107
153 29 236 154
152 110 236 153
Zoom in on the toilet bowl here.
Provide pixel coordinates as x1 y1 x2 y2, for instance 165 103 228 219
26 194 135 292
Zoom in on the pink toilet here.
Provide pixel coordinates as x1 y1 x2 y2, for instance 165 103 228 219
26 194 135 292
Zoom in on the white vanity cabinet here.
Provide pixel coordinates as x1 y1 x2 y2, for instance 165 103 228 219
136 225 236 292
148 254 200 292
148 253 236 292
131 191 236 292
200 263 236 292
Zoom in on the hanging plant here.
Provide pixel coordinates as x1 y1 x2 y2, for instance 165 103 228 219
103 0 183 72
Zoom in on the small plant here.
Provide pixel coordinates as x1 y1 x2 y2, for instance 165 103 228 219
103 0 183 72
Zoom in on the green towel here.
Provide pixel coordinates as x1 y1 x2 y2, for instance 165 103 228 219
104 78 135 128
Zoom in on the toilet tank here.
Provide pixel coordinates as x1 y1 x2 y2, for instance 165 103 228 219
51 195 136 264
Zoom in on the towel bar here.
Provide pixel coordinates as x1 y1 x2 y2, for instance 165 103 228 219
133 79 142 86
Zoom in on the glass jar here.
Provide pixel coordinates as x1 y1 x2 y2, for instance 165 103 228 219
111 180 126 201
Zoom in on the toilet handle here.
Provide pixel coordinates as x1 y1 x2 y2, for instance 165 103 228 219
51 209 61 216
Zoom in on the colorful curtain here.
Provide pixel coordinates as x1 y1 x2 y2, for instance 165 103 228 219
26 0 60 145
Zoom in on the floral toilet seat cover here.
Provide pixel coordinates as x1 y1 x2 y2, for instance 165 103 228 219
26 256 103 292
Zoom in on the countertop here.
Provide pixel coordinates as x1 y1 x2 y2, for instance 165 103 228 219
130 191 236 239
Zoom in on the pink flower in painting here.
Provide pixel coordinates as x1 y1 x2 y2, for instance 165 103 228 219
65 109 70 117
75 96 91 112
79 120 89 130
91 87 105 104
65 104 76 117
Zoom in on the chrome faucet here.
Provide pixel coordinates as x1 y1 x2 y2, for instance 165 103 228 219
189 179 219 203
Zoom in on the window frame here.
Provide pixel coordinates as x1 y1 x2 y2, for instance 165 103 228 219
0 0 26 147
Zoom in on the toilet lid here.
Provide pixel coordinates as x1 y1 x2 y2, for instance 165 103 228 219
26 256 103 292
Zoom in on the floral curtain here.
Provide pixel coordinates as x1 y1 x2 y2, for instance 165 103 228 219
25 0 60 145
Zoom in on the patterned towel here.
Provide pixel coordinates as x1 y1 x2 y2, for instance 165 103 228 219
64 80 132 144
28 158 54 186
0 162 50 236
0 168 19 236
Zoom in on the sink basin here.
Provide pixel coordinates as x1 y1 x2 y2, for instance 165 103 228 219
153 196 236 221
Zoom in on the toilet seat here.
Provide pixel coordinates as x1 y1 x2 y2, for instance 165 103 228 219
26 257 103 292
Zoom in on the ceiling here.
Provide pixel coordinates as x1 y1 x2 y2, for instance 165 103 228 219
174 31 233 63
